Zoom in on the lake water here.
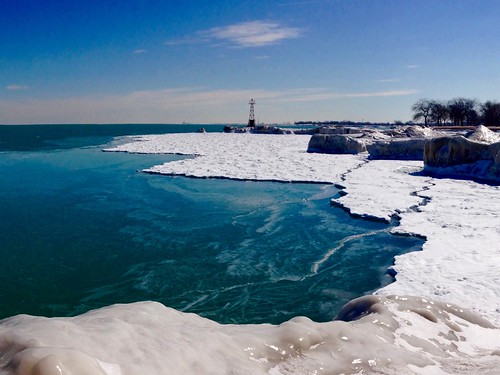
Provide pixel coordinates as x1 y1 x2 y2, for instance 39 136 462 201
0 124 423 324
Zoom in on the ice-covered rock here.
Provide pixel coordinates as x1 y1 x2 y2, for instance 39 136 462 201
368 138 429 160
318 126 363 135
223 125 310 134
425 136 491 167
366 126 446 160
249 125 293 134
424 126 500 182
307 134 367 154
388 125 438 139
309 126 443 159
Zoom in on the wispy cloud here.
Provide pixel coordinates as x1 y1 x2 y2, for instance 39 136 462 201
278 88 418 102
343 90 417 98
406 65 419 69
6 85 30 91
201 21 301 47
0 87 417 124
133 49 148 54
166 21 301 48
377 79 399 83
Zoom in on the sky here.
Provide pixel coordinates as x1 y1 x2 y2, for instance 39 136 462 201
1 0 500 124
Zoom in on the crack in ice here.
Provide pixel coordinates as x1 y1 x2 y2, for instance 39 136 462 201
310 228 389 275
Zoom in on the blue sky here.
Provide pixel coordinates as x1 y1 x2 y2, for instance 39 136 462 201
1 0 500 124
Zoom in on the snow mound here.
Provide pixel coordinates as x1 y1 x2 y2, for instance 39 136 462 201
1 296 499 375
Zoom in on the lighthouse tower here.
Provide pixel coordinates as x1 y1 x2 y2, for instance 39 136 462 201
248 98 256 127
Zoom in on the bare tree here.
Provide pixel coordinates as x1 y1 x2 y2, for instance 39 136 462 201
480 101 500 127
447 98 478 126
466 107 480 126
448 99 465 126
429 101 448 126
411 99 433 126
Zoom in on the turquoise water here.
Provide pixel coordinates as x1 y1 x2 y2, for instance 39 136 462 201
0 123 225 151
0 125 423 324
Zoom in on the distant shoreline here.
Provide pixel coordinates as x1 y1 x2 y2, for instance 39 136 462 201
432 125 500 131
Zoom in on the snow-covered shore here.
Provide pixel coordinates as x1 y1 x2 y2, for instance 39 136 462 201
1 132 499 375
107 133 363 183
106 132 500 325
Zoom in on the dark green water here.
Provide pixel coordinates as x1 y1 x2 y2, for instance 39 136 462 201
0 125 423 324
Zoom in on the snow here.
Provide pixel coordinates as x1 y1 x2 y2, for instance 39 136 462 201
107 133 363 183
466 125 500 144
380 177 500 323
2 132 500 375
1 297 499 375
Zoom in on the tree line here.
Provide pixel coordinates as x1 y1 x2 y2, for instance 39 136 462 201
412 98 500 127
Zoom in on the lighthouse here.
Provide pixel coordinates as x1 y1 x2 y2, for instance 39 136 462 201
248 98 256 127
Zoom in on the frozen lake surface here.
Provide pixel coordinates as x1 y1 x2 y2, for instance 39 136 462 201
1 128 499 374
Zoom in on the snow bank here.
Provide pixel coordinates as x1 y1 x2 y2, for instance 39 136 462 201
1 296 498 375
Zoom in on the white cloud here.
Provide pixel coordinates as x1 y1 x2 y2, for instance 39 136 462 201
200 21 301 47
377 79 399 83
165 21 301 48
6 85 30 91
406 65 419 69
133 49 148 54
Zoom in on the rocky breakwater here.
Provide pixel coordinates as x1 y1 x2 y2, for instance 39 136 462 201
224 125 289 134
367 126 440 160
307 125 441 159
307 126 382 154
424 125 500 183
